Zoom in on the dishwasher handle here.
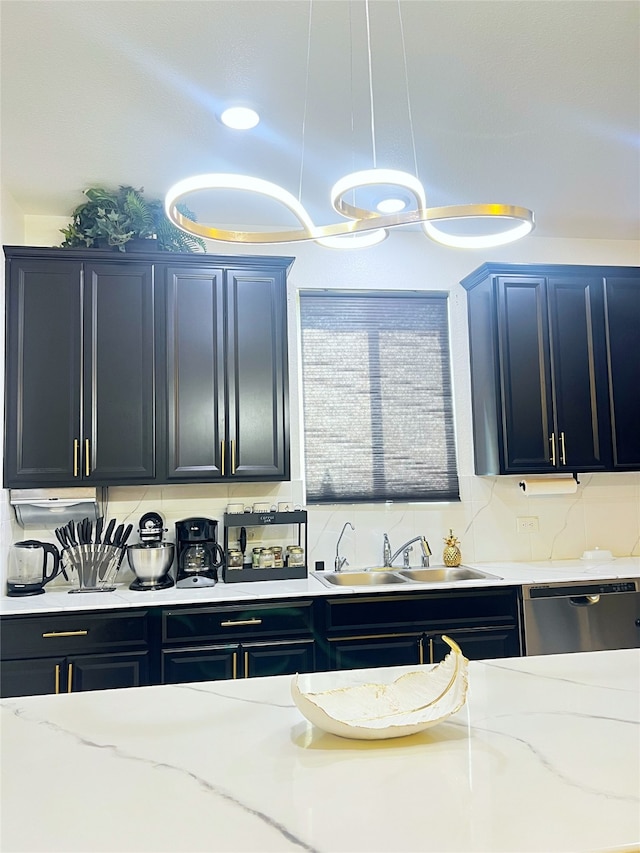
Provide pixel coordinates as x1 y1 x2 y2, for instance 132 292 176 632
569 595 600 606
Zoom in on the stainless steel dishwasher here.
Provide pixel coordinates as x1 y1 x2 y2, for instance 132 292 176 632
522 578 640 655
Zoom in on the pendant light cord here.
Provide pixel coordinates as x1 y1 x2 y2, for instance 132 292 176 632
364 0 377 168
397 0 419 179
298 0 314 202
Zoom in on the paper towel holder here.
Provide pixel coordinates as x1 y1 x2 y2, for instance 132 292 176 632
9 487 105 528
519 472 581 491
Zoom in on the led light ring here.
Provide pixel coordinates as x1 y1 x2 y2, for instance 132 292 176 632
422 204 535 249
315 168 426 248
165 173 535 249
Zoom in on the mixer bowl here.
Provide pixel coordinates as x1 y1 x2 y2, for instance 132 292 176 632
127 542 175 583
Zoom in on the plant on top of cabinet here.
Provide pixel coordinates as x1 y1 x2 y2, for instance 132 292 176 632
59 186 206 253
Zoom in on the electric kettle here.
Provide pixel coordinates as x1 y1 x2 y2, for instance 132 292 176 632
7 540 61 596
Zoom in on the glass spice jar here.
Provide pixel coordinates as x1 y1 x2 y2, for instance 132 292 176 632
259 547 275 568
286 545 305 567
226 549 243 569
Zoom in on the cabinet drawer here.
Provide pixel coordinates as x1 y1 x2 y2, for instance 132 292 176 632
0 610 150 658
162 601 314 643
323 589 519 633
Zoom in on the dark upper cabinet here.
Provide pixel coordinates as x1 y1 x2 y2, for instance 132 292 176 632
604 276 640 468
4 247 293 488
157 256 292 482
461 263 639 475
4 250 155 487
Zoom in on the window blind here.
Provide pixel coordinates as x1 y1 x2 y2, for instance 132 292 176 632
299 291 459 503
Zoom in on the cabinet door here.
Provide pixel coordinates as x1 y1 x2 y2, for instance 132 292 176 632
0 657 66 698
161 265 225 480
226 269 289 479
496 276 555 472
243 640 315 678
327 635 422 671
4 258 82 486
161 645 238 684
431 628 521 663
69 651 150 692
547 277 611 470
604 276 640 469
83 262 155 482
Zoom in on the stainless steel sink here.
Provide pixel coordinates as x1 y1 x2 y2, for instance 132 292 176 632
314 565 502 588
396 566 502 582
315 571 407 587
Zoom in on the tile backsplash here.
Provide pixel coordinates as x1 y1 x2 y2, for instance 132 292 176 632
3 471 639 587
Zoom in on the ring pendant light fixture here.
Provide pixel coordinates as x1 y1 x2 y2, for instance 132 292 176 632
165 1 535 250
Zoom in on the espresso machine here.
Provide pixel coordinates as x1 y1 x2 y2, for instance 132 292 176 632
175 518 224 588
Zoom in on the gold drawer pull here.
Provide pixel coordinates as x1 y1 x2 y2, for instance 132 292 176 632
55 664 60 695
232 651 238 679
73 439 79 477
67 663 73 693
220 618 262 627
85 438 90 476
244 650 249 678
42 630 89 638
231 439 236 475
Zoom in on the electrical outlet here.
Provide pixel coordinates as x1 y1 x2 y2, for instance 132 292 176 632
245 528 259 541
517 516 539 534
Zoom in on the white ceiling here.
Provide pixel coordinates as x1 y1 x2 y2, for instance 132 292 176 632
1 0 638 242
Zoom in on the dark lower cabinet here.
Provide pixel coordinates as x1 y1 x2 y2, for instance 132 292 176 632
1 590 522 697
1 652 149 697
160 600 316 684
319 587 522 672
0 609 151 698
162 639 315 684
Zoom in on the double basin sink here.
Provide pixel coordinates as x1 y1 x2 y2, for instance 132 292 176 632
315 566 502 588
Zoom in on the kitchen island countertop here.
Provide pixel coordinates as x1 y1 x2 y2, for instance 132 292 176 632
2 556 639 616
1 648 638 853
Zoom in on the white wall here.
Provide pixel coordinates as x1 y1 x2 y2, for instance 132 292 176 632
3 214 640 582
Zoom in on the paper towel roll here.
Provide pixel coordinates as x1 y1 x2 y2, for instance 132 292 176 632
519 476 578 495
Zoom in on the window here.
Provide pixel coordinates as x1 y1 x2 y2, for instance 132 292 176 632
299 291 459 503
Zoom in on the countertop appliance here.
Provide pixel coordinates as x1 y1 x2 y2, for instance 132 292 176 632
175 518 224 588
127 512 174 591
7 540 61 596
522 578 640 655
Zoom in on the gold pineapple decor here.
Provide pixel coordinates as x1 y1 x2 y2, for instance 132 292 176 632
443 529 462 567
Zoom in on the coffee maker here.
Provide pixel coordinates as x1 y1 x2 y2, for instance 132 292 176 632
175 518 224 588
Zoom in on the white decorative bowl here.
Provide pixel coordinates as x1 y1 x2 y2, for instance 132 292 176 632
291 635 469 740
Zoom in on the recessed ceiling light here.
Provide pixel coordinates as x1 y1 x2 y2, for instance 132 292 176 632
220 107 260 130
376 198 407 214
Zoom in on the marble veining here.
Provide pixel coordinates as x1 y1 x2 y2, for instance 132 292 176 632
1 650 638 852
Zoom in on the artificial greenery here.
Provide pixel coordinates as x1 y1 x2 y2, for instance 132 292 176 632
60 185 206 253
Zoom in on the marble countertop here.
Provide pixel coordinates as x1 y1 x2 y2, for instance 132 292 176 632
1 648 638 853
2 557 639 616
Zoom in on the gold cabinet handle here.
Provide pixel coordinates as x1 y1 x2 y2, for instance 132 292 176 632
419 638 424 665
221 440 225 476
429 637 434 665
549 432 556 466
244 650 249 678
42 630 88 638
73 439 79 477
232 651 238 679
67 663 73 693
560 431 566 466
55 664 61 695
231 440 236 475
85 438 90 476
220 618 262 627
